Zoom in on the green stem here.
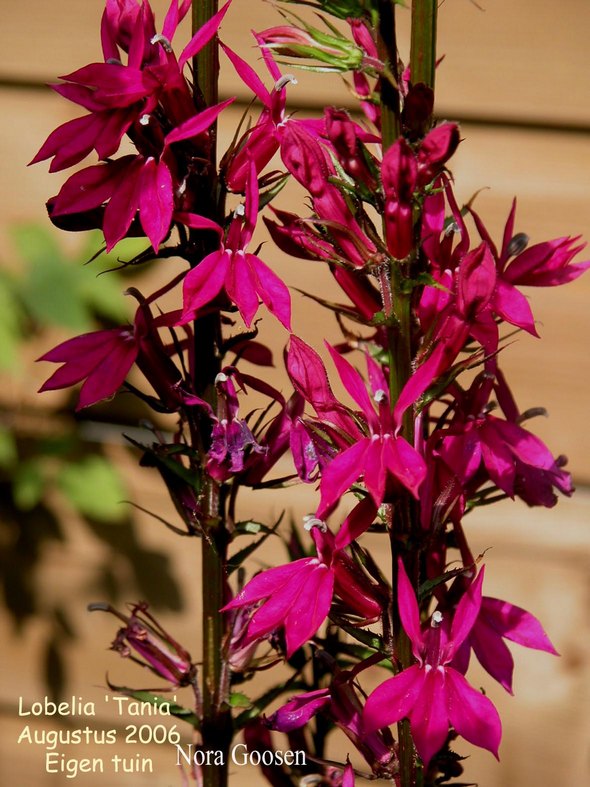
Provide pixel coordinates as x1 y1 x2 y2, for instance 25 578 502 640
192 1 220 110
200 484 232 787
377 1 401 146
410 0 437 91
378 3 439 785
190 3 232 786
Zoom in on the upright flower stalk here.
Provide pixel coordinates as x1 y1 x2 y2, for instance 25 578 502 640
32 1 586 785
390 3 438 783
190 3 233 785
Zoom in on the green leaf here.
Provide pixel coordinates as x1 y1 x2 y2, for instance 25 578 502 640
13 225 129 330
13 461 44 510
259 173 290 209
58 456 127 523
234 521 275 536
229 692 251 708
417 563 483 601
228 512 284 575
329 616 384 652
12 224 62 266
0 426 17 468
0 273 24 369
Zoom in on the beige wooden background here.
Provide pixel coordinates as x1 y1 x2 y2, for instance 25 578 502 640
1 1 589 785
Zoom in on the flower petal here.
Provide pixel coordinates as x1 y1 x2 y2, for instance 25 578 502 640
410 667 450 767
326 344 378 428
449 567 485 654
284 563 334 655
383 435 426 498
249 254 291 330
481 597 558 655
227 252 259 326
446 668 502 758
470 616 516 694
267 689 330 732
317 439 369 517
397 558 425 656
178 0 232 69
164 98 235 146
180 250 229 322
139 157 173 252
363 666 423 732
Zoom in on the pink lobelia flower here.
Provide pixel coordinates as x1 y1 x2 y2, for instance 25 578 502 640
38 296 190 411
381 124 459 260
179 161 291 329
37 326 138 410
221 525 381 658
221 526 335 658
32 0 231 172
392 234 541 426
472 198 590 288
268 679 392 779
436 373 573 507
364 559 502 767
32 0 234 252
452 594 559 694
313 345 426 517
221 34 326 192
90 601 194 686
206 371 267 482
48 99 232 252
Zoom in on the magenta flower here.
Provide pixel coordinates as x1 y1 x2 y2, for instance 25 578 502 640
364 560 501 767
342 761 355 787
437 373 573 507
179 161 291 329
473 198 590 287
221 528 335 657
268 688 332 732
381 124 459 260
38 327 138 410
222 35 326 192
222 525 381 657
286 337 425 514
32 0 234 252
31 0 227 172
268 679 393 778
91 601 194 686
381 137 417 260
48 99 232 252
38 297 192 411
452 595 559 694
206 371 266 482
314 345 426 517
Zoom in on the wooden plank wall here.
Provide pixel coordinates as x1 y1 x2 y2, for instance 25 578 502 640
0 2 589 786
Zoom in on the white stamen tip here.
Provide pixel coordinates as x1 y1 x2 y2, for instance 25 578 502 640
303 516 327 533
150 34 172 52
274 74 297 91
234 203 246 217
215 372 229 384
374 389 387 404
431 610 443 627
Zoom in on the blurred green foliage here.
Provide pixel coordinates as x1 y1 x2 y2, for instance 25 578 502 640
0 226 183 700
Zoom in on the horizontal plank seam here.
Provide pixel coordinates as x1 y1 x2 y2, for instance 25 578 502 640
2 76 590 136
